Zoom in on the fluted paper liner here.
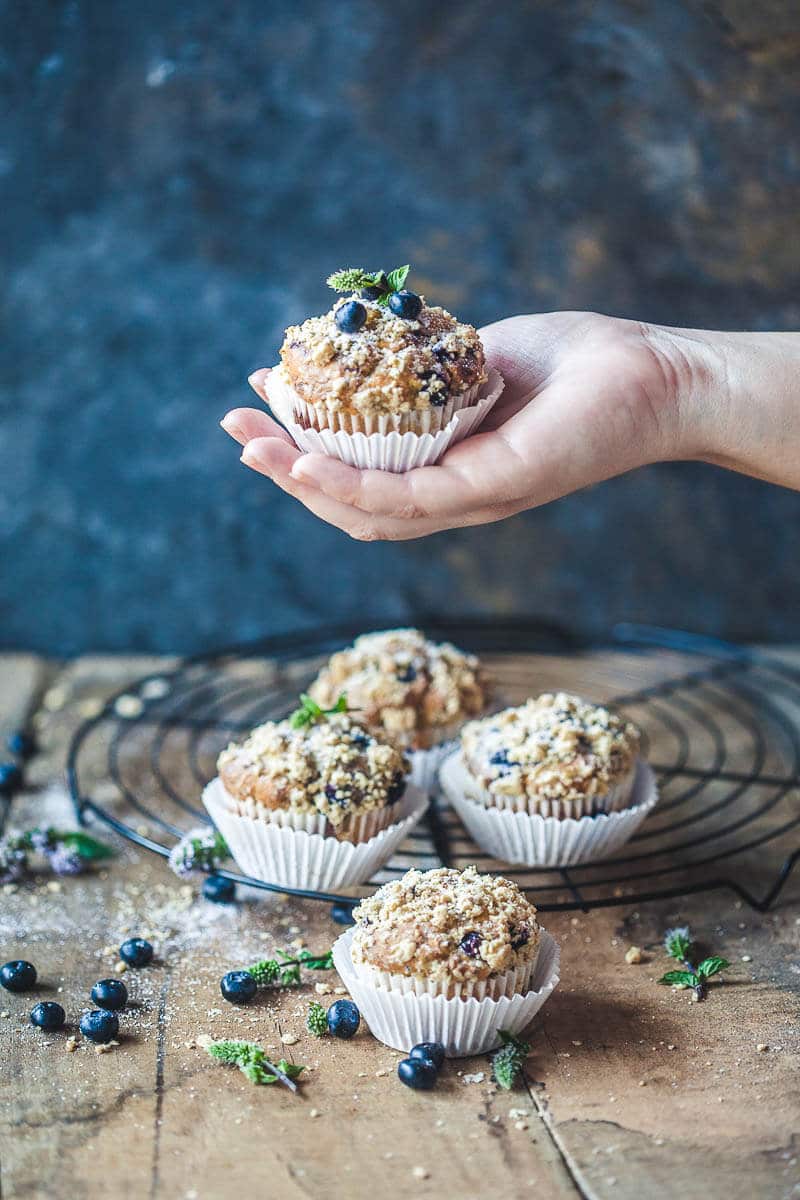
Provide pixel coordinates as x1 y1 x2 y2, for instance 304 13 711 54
408 739 458 794
202 778 428 890
440 754 658 867
333 927 560 1057
263 367 505 472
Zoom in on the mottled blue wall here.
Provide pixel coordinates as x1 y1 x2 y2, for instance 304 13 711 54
2 0 799 654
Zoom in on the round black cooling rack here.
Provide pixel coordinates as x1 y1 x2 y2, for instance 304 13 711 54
67 621 800 913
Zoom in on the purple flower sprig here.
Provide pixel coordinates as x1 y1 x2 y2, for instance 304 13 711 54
167 826 229 879
0 826 113 883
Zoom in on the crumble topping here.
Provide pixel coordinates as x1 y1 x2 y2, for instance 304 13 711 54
308 628 488 751
461 693 640 805
217 714 409 827
351 866 540 983
279 298 487 415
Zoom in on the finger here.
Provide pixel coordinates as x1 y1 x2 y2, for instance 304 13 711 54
247 368 272 400
221 407 295 447
240 436 303 476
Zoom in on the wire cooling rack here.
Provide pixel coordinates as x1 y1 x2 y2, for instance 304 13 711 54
67 622 800 913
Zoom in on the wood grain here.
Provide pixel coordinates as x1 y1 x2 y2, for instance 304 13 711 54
1 652 799 1200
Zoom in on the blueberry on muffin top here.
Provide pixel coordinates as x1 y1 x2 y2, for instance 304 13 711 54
217 708 409 828
461 692 640 805
351 866 540 983
278 266 487 417
308 628 488 751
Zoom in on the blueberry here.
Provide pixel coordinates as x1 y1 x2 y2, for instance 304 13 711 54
330 902 356 926
220 970 257 1004
387 773 406 805
398 1056 438 1090
409 1041 445 1070
80 1009 119 1043
396 664 417 683
202 874 236 903
459 931 482 958
388 290 422 320
326 998 360 1039
91 979 128 1010
1 960 37 992
7 730 35 759
511 925 530 950
360 285 385 301
119 938 153 968
350 731 370 749
335 300 367 333
489 749 510 766
30 1001 65 1031
0 762 23 794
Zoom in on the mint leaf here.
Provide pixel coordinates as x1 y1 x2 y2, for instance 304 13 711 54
247 959 280 985
297 948 334 970
696 956 730 980
290 692 347 729
386 264 410 293
658 970 698 988
490 1030 530 1090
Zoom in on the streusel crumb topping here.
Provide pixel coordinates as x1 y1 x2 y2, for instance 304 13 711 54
308 628 488 751
279 298 487 415
217 714 409 827
461 692 640 804
351 866 540 983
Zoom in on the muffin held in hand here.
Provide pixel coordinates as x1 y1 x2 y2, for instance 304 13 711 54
460 692 641 819
217 698 410 843
350 865 540 999
277 265 488 435
308 628 489 753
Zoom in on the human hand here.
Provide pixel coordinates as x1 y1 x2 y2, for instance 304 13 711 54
221 312 799 540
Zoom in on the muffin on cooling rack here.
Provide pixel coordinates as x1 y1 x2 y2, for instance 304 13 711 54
203 695 427 891
460 692 641 819
279 265 488 435
331 865 560 1057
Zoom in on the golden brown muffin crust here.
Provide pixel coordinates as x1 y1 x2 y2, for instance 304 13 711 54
351 866 540 983
308 628 488 751
279 297 487 416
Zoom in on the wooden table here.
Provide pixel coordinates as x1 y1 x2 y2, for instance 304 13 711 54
2 650 799 1200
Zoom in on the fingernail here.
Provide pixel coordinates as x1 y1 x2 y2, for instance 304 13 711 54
220 415 243 438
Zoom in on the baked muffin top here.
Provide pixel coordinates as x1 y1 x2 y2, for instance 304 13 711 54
278 266 487 416
308 628 488 751
461 692 640 805
217 709 409 828
351 866 540 983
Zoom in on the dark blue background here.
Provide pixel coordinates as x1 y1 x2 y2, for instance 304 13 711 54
2 1 799 654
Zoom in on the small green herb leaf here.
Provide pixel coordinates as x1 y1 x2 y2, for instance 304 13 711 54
307 1001 328 1037
386 264 410 293
664 926 693 960
490 1030 530 1090
326 268 377 293
696 957 730 980
58 832 115 860
658 970 698 988
206 1039 304 1088
290 693 348 730
246 959 281 985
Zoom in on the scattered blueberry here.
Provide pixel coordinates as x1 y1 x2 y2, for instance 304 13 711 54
1 960 37 992
202 874 236 903
220 970 257 1004
80 1009 119 1043
119 938 153 968
330 902 356 926
327 998 360 1039
398 1056 438 1090
409 1041 445 1070
7 730 35 759
388 290 422 320
459 931 482 958
335 300 367 333
0 762 23 794
91 979 128 1010
30 1001 65 1031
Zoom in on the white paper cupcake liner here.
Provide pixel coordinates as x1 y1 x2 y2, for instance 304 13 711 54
202 778 428 890
350 946 539 1001
333 927 560 1057
440 754 658 867
408 739 459 794
263 367 505 472
216 791 398 843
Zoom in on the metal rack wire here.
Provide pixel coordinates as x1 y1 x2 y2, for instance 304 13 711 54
67 622 800 913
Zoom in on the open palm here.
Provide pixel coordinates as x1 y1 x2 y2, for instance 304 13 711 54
221 312 688 540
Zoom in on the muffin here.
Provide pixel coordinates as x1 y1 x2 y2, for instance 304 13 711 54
276 265 489 437
308 629 488 753
350 865 540 999
331 866 561 1057
216 709 409 842
203 700 428 891
460 692 641 819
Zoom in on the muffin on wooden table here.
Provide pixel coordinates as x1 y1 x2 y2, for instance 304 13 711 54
332 866 560 1056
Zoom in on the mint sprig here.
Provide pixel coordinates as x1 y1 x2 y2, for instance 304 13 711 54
490 1030 530 1090
206 1039 304 1090
290 693 348 730
327 264 410 306
246 947 335 989
658 926 730 1001
306 1001 328 1037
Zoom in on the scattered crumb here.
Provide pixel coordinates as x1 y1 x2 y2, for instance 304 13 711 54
114 962 127 975
281 1033 299 1046
309 1108 321 1119
509 1107 530 1120
638 1080 646 1087
462 1072 485 1084
46 881 62 894
741 955 752 963
114 694 145 718
94 1040 119 1055
514 1121 528 1132
625 946 643 964
65 1036 79 1053
196 1034 214 1050
333 986 348 995
375 1069 389 1078
412 1166 429 1181
314 982 332 995
667 1044 676 1051
756 1043 769 1053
